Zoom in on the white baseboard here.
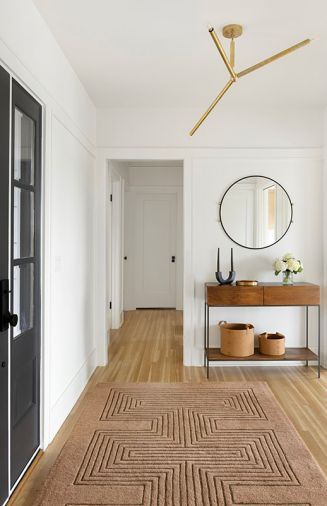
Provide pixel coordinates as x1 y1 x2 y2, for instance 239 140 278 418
49 347 97 441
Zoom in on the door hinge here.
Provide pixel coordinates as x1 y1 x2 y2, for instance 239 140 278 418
109 301 112 309
110 194 113 202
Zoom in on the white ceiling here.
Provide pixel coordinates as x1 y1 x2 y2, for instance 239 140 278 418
33 0 327 108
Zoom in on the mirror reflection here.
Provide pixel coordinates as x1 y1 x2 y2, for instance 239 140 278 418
220 176 292 249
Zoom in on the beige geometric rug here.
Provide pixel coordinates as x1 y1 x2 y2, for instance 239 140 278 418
38 382 327 505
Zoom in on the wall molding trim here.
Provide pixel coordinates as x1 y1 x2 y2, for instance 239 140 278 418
49 347 97 441
52 113 96 159
97 147 323 160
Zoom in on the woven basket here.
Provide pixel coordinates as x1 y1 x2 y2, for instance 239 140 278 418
219 321 254 357
259 332 285 356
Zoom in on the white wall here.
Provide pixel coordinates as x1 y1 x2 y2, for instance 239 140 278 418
192 156 322 365
128 165 183 186
110 160 129 181
49 118 95 437
97 106 323 148
96 105 325 368
0 0 96 445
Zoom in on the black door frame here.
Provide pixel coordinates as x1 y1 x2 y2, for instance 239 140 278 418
0 65 43 504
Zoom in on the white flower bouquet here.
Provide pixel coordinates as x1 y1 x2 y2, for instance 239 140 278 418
273 253 303 284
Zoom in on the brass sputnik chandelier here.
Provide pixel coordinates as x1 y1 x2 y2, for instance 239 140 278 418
189 24 311 135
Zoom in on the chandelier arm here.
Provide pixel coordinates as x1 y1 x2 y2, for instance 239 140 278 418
230 38 235 67
189 79 234 136
237 38 311 78
209 28 238 80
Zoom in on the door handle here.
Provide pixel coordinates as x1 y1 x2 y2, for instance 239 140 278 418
171 256 176 263
7 312 18 327
0 279 18 331
0 279 9 332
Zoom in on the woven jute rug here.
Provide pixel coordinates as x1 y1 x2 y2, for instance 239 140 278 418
38 382 327 505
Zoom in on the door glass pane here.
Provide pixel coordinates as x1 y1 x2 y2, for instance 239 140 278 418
13 264 34 338
13 187 34 259
14 108 35 186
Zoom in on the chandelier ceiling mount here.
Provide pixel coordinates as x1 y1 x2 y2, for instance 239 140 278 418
222 24 243 39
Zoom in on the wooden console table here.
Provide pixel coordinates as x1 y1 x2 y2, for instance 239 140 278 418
204 282 320 378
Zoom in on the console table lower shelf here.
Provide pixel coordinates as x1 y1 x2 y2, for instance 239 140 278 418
207 347 318 362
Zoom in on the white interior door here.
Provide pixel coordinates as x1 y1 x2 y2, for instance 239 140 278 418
135 193 177 308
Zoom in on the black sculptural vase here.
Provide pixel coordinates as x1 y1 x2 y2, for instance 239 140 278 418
215 247 236 285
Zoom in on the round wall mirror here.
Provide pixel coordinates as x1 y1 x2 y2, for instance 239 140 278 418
219 176 293 249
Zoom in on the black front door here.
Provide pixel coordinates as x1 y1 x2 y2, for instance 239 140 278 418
0 64 10 506
10 80 42 486
0 68 42 503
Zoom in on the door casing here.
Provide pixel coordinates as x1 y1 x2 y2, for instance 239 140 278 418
0 63 10 506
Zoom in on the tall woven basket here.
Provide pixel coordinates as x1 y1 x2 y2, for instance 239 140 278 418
219 321 254 357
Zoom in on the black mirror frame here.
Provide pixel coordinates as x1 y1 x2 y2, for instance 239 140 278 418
219 175 294 250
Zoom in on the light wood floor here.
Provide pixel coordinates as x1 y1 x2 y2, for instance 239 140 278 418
9 309 327 505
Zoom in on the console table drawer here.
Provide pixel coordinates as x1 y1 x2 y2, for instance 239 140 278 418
263 285 320 306
206 285 263 306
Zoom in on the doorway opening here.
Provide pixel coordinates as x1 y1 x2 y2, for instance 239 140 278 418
106 160 184 353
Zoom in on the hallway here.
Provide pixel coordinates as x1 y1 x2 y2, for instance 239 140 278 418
9 310 327 504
